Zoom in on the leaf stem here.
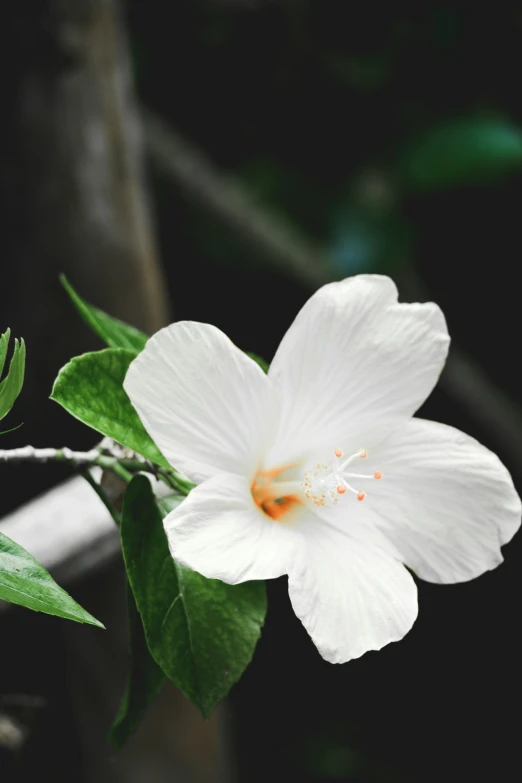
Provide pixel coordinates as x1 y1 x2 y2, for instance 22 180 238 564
0 444 192 494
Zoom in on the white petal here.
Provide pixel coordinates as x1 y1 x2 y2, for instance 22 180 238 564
124 322 279 483
266 275 449 466
288 516 418 663
367 419 521 583
163 472 299 584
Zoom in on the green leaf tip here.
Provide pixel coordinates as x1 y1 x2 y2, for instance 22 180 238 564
60 274 149 352
0 531 104 628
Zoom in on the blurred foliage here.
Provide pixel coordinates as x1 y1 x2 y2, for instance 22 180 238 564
130 3 522 284
399 117 522 191
297 722 400 781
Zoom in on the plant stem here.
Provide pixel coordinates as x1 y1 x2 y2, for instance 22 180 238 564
95 456 135 484
0 444 191 494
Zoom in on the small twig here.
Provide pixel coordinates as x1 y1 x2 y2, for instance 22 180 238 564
0 445 190 493
96 456 134 484
0 446 102 465
143 108 332 288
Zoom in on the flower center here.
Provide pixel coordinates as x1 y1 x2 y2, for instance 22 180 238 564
251 465 302 521
252 448 382 520
303 448 381 507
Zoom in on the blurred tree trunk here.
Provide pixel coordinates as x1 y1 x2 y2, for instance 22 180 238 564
3 0 168 328
1 0 169 476
0 3 230 782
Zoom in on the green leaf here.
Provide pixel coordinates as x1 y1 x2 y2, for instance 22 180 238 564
0 531 104 627
0 332 26 422
122 476 267 718
247 352 269 373
50 348 170 469
61 275 149 352
400 118 522 191
109 584 165 749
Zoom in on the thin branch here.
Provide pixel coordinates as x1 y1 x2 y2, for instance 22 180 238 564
0 445 190 494
0 446 102 465
142 109 332 288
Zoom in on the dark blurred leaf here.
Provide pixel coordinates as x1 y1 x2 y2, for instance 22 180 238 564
0 532 103 627
239 159 329 240
300 724 365 780
109 585 165 750
329 202 411 276
400 118 522 191
122 476 267 719
324 51 390 92
51 349 170 469
61 275 148 352
0 331 26 422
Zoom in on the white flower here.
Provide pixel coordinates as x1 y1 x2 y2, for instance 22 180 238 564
124 275 521 663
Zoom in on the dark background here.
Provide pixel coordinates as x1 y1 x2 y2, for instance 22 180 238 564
1 2 522 781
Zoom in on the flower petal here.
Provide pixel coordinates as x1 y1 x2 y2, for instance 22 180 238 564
288 516 418 663
266 275 449 466
163 472 299 584
367 418 521 583
124 322 279 483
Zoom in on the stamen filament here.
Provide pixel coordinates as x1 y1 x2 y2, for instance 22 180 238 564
301 447 382 507
338 480 360 496
338 448 366 471
343 472 379 480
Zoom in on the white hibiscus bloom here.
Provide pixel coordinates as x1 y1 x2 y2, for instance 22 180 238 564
124 275 520 663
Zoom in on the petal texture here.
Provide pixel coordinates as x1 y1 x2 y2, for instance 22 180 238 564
367 419 521 583
266 275 449 466
124 322 279 483
163 472 299 584
288 516 418 663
